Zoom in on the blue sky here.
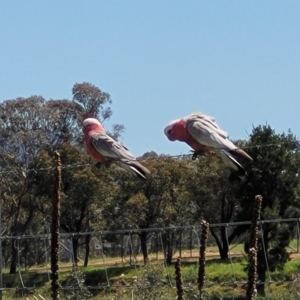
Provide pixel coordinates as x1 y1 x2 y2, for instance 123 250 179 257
1 1 300 156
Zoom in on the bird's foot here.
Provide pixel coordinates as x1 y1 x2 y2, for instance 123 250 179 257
104 162 112 168
95 161 112 168
95 162 102 168
191 150 210 160
228 171 243 182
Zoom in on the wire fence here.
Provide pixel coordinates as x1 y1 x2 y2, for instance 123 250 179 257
0 218 300 299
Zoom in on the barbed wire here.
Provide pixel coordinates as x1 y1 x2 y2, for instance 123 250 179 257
0 141 299 176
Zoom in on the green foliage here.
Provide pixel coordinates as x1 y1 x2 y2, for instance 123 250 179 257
28 143 117 265
1 244 300 299
183 155 239 224
102 155 189 229
100 155 191 264
2 83 300 296
0 82 123 271
61 269 92 300
72 82 112 121
232 124 300 295
235 125 300 220
134 264 167 299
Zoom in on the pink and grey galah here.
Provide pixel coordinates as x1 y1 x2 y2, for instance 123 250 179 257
82 118 150 181
164 112 252 175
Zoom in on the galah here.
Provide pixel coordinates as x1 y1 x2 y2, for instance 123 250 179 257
82 118 150 181
164 112 252 175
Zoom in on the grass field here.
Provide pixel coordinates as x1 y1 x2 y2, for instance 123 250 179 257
1 242 300 299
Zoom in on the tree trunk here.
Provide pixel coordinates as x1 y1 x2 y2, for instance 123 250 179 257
256 266 266 296
9 239 18 274
72 236 79 266
24 239 28 271
209 193 234 259
219 246 229 260
84 234 91 267
139 231 149 265
178 230 182 257
219 226 229 259
210 227 229 260
257 230 269 296
166 231 174 265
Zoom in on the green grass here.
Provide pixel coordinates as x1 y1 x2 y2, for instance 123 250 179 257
287 238 300 251
113 254 300 299
2 243 300 299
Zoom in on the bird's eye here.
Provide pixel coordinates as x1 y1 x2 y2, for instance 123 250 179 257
167 129 172 135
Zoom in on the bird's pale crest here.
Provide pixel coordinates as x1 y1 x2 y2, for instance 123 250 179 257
82 118 102 128
164 119 180 136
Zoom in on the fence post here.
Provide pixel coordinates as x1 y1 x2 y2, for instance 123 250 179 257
198 220 209 299
246 195 262 300
121 233 124 265
156 232 158 260
189 228 193 257
174 257 184 300
297 220 300 253
0 187 2 300
51 150 61 300
179 229 182 257
129 233 133 265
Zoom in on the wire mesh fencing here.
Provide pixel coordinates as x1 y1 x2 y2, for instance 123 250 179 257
0 218 300 299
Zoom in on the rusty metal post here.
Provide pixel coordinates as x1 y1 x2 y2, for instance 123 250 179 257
246 195 262 300
179 229 182 257
297 220 300 253
174 257 184 300
0 186 2 300
189 228 193 257
51 151 61 299
198 220 209 299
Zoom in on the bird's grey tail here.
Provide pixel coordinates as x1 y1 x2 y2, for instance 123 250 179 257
220 150 246 176
229 148 253 161
120 160 150 181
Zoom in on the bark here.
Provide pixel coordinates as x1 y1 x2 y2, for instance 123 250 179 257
256 267 266 296
9 239 18 274
210 227 229 260
256 230 269 297
84 234 91 267
139 231 149 265
209 194 233 259
72 236 79 265
165 230 174 265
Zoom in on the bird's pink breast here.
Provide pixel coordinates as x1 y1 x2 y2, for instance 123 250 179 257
84 133 106 163
172 121 209 151
184 133 209 151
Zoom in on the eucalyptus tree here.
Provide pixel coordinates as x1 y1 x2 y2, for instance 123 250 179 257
232 125 300 295
0 82 122 272
101 153 188 264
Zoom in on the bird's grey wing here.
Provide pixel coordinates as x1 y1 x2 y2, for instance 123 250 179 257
90 132 136 161
186 112 228 138
186 114 235 150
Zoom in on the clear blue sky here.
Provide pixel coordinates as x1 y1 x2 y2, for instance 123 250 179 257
1 1 300 156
